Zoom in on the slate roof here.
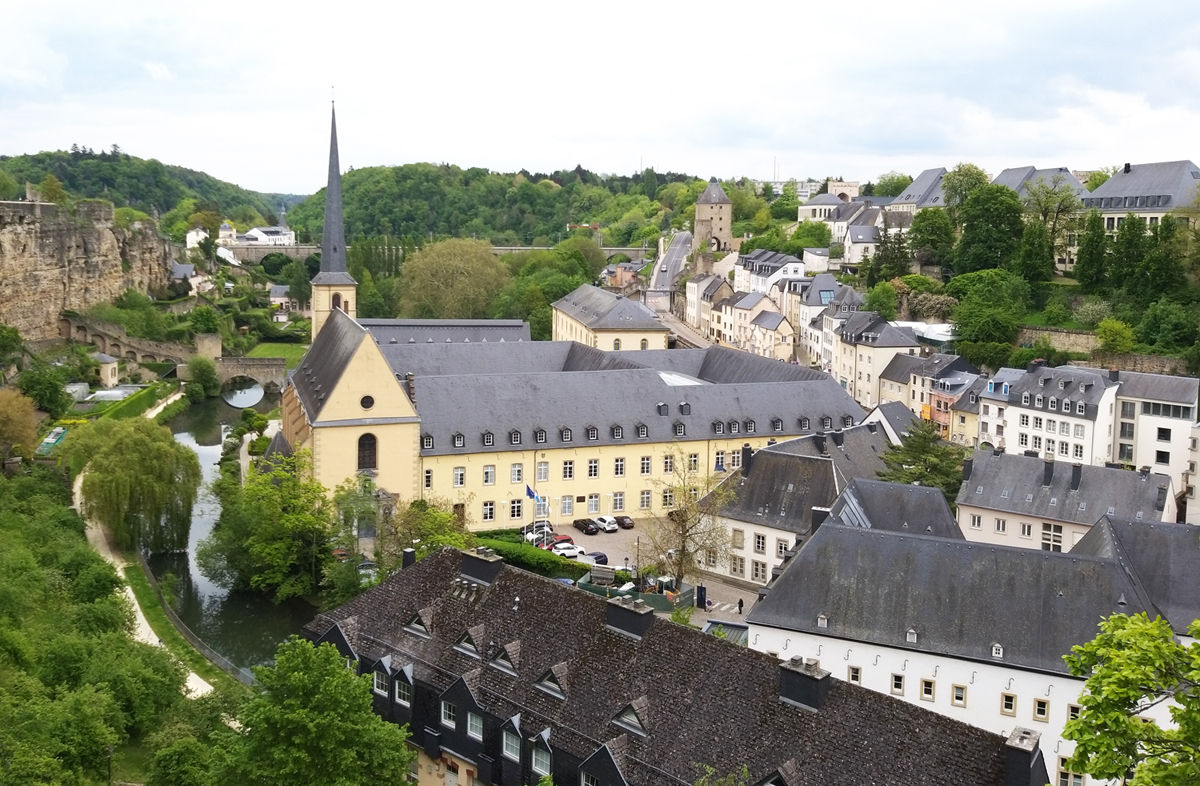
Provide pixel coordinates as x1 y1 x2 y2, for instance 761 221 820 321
979 367 1024 401
893 167 947 208
553 284 665 331
846 225 879 244
1071 516 1200 633
802 193 845 206
871 400 918 436
750 311 786 330
306 548 1025 786
1081 160 1200 213
828 478 963 539
990 166 1083 198
268 284 291 299
1070 365 1198 406
171 261 195 280
881 353 922 383
952 375 987 414
748 524 1158 675
839 312 919 348
361 318 531 345
800 273 839 306
1007 364 1113 420
957 449 1170 525
696 179 732 205
290 307 367 419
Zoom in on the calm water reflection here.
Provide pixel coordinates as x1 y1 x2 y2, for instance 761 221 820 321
150 394 314 669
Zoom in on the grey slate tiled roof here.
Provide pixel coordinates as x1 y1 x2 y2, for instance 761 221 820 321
750 311 786 330
748 524 1157 674
1070 365 1198 405
268 284 291 299
839 312 919 348
979 367 1024 401
1081 160 1200 212
800 273 839 306
696 179 731 204
893 167 947 207
828 478 963 539
1007 364 1113 420
846 225 879 244
881 353 922 383
306 548 1024 786
952 375 987 414
553 284 664 331
957 449 1169 524
870 400 918 436
361 318 531 345
802 193 844 206
990 166 1083 198
290 307 369 419
171 262 195 280
1071 516 1200 633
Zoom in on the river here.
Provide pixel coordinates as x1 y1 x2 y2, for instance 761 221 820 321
149 393 315 670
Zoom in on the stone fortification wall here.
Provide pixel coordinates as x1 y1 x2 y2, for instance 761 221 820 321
0 200 172 340
1016 326 1100 354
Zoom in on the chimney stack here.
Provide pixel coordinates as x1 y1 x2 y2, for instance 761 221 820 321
404 372 416 403
460 547 504 585
402 547 416 569
962 458 974 481
779 656 832 711
1042 458 1054 487
831 430 844 447
813 434 827 455
605 596 655 640
1123 162 1131 174
1003 727 1047 786
1109 368 1120 382
810 506 830 536
1070 463 1082 491
741 443 753 475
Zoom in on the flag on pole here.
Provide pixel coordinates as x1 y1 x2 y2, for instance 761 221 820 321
526 484 537 501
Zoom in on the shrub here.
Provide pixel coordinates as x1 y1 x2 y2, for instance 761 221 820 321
1073 297 1112 329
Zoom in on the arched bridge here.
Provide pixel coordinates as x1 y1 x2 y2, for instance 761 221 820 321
490 246 650 260
215 357 287 394
60 315 191 365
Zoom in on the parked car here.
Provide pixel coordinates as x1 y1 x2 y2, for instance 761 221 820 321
523 521 554 542
537 534 574 550
585 551 609 565
593 516 619 532
572 518 600 535
615 515 635 529
551 542 588 559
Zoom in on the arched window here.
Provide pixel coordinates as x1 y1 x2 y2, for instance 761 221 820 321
640 339 649 350
613 338 622 350
358 433 377 470
332 293 342 310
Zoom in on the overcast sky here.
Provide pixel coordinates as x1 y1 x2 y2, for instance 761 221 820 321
6 1 1200 196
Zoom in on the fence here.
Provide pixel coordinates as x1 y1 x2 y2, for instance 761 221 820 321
136 553 257 685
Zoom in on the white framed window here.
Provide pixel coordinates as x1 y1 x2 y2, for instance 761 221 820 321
674 422 685 437
754 533 766 553
662 489 674 507
637 424 648 438
482 501 495 521
483 465 495 485
562 460 574 479
994 518 1006 533
1020 522 1032 537
663 455 674 473
561 496 574 515
440 700 456 728
582 773 599 786
509 499 522 520
424 469 432 489
970 514 981 529
640 456 652 475
1076 402 1085 415
730 451 742 469
395 679 411 706
614 457 625 477
1074 423 1085 438
613 491 624 512
532 747 550 776
511 463 523 483
510 430 521 445
587 426 598 441
423 434 434 449
776 539 789 558
482 432 494 446
730 421 740 434
713 421 725 434
729 555 745 577
535 429 547 444
502 730 521 761
453 467 465 487
467 711 483 740
588 494 599 514
639 490 651 509
561 428 572 442
746 420 756 433
715 450 725 469
920 678 935 701
536 461 549 482
373 671 389 695
891 674 904 695
453 433 464 448
951 684 966 707
688 453 699 472
847 666 861 684
751 560 767 581
612 425 623 440
588 459 599 478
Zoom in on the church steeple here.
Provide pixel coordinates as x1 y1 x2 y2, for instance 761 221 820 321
310 102 357 340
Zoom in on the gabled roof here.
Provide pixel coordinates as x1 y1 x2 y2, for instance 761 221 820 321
799 273 840 307
268 284 291 299
828 478 963 539
1070 365 1198 406
802 193 845 206
847 225 879 244
360 318 531 345
289 307 368 419
553 284 665 331
750 311 787 331
990 166 1083 198
840 312 919 348
1007 364 1113 419
730 292 766 311
171 261 195 280
880 353 923 383
1081 160 1200 212
893 167 947 207
305 548 1025 786
957 449 1170 524
951 375 987 414
749 524 1156 675
696 179 731 205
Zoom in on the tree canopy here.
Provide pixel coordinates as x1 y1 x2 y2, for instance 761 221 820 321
953 185 1024 274
397 238 512 319
941 162 990 228
908 208 955 272
0 388 38 459
874 171 914 197
877 419 966 502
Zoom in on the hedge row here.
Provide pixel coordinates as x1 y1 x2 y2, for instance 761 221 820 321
99 381 172 420
476 537 589 580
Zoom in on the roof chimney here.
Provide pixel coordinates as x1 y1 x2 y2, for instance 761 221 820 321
741 443 753 475
962 458 974 481
813 434 827 455
1042 458 1054 487
605 596 655 640
1156 485 1168 511
1070 463 1082 492
779 656 832 711
1123 162 1131 174
460 547 504 585
1109 368 1120 382
1003 727 1048 786
401 547 416 569
404 372 416 403
831 430 844 447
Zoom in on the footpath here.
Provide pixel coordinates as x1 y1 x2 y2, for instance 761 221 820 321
74 387 213 698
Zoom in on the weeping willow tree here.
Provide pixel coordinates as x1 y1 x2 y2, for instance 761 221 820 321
62 418 201 552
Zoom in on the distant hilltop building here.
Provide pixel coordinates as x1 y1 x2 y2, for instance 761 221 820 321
692 179 732 254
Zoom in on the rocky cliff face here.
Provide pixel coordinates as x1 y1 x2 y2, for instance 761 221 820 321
0 201 172 341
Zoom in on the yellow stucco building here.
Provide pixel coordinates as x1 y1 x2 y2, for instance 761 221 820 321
551 284 669 350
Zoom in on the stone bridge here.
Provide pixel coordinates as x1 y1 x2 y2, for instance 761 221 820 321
216 356 287 393
60 314 193 364
226 243 320 264
490 246 651 260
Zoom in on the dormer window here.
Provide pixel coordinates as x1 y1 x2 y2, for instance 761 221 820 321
535 669 565 699
535 429 547 444
636 423 648 438
987 381 995 393
509 430 521 446
561 428 572 442
611 425 623 440
772 418 783 432
821 416 833 429
1076 402 1085 415
730 421 740 434
1022 393 1030 405
991 643 1004 659
906 628 918 644
674 422 686 437
816 614 828 629
454 632 480 658
1035 395 1043 408
656 402 669 416
745 420 756 433
453 433 465 448
1049 397 1057 411
1063 398 1070 411
842 415 853 427
1002 383 1010 395
612 704 647 737
713 421 725 435
404 613 429 638
679 402 691 415
799 417 810 430
490 648 516 676
586 426 598 441
482 431 494 447
423 434 434 450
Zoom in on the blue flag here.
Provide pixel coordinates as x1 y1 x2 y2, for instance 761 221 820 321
526 484 537 501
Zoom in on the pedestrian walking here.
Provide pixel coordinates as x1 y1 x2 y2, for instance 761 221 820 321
737 598 744 614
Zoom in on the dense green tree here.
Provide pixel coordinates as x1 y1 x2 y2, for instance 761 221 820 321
187 356 221 398
953 185 1024 274
863 281 898 320
1022 174 1082 255
0 167 20 199
217 638 416 785
198 450 333 602
18 360 72 418
874 171 914 197
1135 299 1198 351
284 259 313 308
769 180 800 219
941 162 990 228
38 173 70 204
908 208 955 272
1084 166 1117 192
1074 209 1109 292
0 388 38 459
872 225 912 281
189 305 221 335
0 322 22 359
398 239 511 319
1064 613 1200 785
1131 215 1187 303
1012 219 1054 282
952 303 1022 344
62 418 201 552
945 268 1031 311
377 498 474 574
877 419 966 502
1110 213 1148 291
1096 318 1135 353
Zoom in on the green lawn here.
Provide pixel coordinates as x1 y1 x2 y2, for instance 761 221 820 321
248 342 310 369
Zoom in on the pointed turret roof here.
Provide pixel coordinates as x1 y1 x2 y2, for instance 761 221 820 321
697 178 731 204
313 103 357 286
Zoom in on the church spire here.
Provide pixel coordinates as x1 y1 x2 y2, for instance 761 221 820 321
314 103 355 284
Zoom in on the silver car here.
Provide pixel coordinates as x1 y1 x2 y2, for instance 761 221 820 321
593 515 619 533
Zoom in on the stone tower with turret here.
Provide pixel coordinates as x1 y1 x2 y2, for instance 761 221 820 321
310 104 358 341
693 178 732 253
